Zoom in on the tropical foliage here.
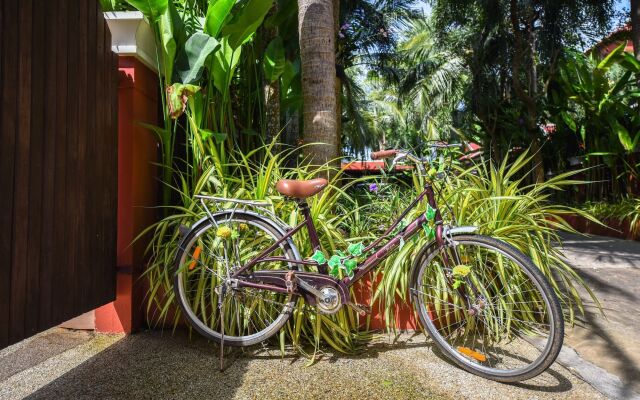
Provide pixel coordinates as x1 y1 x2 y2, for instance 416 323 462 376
141 143 599 353
108 0 637 353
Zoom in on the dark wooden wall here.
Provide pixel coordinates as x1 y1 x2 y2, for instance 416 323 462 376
0 0 118 348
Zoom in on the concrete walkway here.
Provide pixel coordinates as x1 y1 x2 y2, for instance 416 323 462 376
0 329 604 400
559 232 640 399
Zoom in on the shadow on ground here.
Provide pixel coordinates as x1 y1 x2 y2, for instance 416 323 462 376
25 331 250 399
18 329 592 400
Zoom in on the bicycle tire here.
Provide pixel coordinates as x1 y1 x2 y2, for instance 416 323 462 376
411 234 564 382
173 211 300 347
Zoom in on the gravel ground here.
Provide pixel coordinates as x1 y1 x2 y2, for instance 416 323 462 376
0 329 604 400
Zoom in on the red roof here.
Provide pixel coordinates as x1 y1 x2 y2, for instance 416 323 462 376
343 143 484 171
341 161 413 172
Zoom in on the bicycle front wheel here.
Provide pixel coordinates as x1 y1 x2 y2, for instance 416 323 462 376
411 234 563 382
173 212 299 347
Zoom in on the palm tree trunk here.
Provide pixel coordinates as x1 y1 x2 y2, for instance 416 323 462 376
298 0 338 169
334 0 342 159
264 6 281 143
509 0 545 182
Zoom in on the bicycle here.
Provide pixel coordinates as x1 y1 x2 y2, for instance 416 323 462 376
173 144 564 382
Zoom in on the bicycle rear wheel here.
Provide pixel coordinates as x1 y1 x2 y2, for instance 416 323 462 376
411 234 563 382
173 212 299 347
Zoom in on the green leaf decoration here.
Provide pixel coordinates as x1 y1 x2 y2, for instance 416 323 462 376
310 250 327 264
230 229 240 240
452 280 463 290
327 255 342 269
347 242 365 257
330 264 340 277
263 36 286 83
425 205 436 221
174 32 220 84
204 0 235 38
422 223 435 240
344 259 357 277
125 0 168 22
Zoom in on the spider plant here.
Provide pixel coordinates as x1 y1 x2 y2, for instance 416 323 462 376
140 142 371 354
370 149 602 330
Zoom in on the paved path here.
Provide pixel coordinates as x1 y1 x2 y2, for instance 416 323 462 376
0 329 604 400
559 232 640 399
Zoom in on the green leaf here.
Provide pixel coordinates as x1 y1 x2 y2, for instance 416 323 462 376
344 259 357 276
310 250 327 264
425 205 436 221
263 36 285 83
281 59 300 94
560 112 576 132
157 2 185 81
220 0 272 49
174 33 220 84
125 0 168 22
399 237 405 251
211 37 242 95
597 42 624 71
452 280 462 290
204 0 236 38
327 255 342 268
200 129 227 144
347 242 365 257
330 264 340 277
621 51 640 73
612 119 634 151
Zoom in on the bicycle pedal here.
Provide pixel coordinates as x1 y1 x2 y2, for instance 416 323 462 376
347 303 371 316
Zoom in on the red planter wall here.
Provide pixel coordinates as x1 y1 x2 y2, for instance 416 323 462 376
562 214 639 241
95 56 159 333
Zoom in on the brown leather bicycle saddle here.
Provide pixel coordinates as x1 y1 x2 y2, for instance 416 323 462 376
275 178 328 199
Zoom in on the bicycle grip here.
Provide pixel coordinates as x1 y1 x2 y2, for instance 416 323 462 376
371 149 398 160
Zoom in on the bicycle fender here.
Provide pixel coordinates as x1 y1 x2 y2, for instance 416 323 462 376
185 210 303 264
445 226 479 236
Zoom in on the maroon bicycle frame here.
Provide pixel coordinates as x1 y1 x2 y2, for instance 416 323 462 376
231 182 445 293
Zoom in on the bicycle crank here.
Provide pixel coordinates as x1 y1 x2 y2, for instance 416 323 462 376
296 277 342 314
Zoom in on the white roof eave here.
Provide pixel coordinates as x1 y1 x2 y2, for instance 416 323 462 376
104 11 159 73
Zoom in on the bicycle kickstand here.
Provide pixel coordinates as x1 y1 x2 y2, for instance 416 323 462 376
218 286 225 372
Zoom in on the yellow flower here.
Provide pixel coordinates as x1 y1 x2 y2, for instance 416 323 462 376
216 226 232 239
239 223 249 232
452 265 471 277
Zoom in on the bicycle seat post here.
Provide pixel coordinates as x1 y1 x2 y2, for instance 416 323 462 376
296 199 328 274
